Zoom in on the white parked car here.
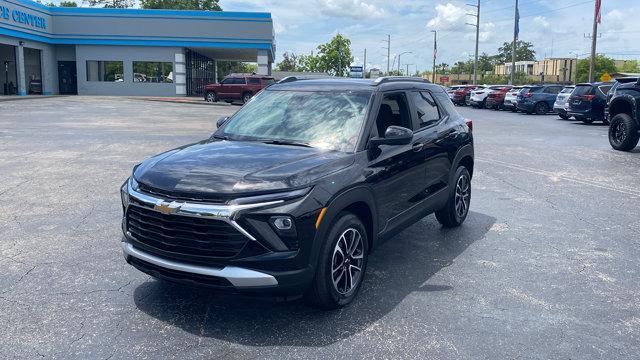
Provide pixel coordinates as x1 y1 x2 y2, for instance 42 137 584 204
469 85 504 108
553 86 575 119
503 86 523 112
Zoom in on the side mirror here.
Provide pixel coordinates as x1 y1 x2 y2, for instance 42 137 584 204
216 116 229 128
369 126 413 148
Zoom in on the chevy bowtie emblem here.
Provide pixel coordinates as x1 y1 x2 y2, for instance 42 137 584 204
154 200 182 215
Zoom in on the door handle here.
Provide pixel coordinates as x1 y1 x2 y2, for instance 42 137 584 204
412 143 424 152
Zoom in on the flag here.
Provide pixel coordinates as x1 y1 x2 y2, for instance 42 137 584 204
595 0 602 24
433 36 437 61
514 3 520 40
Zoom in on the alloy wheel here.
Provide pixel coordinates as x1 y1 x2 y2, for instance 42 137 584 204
613 122 627 145
206 92 216 102
331 228 364 295
455 173 471 218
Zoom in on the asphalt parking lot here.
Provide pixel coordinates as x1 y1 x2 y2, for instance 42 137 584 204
1 96 640 359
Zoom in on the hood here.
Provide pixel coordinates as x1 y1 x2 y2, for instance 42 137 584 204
133 139 354 199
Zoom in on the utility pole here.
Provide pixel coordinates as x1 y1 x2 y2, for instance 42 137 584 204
589 0 601 83
363 48 367 77
466 0 480 85
405 63 413 76
510 0 518 85
385 34 391 76
431 30 437 83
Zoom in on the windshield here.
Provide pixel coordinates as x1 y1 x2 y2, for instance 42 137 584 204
560 87 574 94
219 90 372 152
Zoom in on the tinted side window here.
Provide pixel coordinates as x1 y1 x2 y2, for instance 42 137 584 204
544 86 561 94
248 78 260 85
221 78 233 85
234 78 247 85
411 91 441 129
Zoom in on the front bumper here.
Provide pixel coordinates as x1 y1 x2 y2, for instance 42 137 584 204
120 179 319 294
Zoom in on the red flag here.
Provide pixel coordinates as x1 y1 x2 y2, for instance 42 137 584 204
595 0 602 24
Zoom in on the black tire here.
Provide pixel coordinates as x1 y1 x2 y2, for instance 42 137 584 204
602 116 610 126
435 166 471 228
534 102 549 115
609 113 640 151
479 99 486 109
242 92 253 104
559 113 570 120
582 118 594 124
205 91 217 102
307 212 368 309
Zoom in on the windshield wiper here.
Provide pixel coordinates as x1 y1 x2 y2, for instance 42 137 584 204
259 139 314 148
212 134 230 140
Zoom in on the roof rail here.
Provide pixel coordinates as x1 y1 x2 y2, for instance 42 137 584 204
373 76 430 85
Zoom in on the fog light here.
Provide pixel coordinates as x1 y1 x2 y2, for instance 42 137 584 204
272 216 293 230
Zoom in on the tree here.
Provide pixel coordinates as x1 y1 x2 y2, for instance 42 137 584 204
618 60 640 73
45 1 77 5
86 0 133 8
275 52 303 72
496 40 536 64
437 63 450 75
314 34 353 77
478 52 497 73
140 0 221 11
450 60 472 74
576 55 617 83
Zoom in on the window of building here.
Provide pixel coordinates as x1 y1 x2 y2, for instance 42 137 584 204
132 62 173 83
86 61 124 82
24 48 42 94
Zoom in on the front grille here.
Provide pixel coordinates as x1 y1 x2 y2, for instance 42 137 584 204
137 182 227 203
128 257 233 288
126 205 249 260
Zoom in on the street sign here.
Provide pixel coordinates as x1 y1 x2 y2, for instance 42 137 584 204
440 76 449 83
349 66 364 78
600 72 612 82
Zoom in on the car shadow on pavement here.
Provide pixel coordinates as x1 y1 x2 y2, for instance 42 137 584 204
133 211 495 347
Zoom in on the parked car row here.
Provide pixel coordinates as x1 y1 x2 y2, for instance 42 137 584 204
445 77 640 152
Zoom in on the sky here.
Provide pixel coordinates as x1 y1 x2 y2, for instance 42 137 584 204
52 0 640 72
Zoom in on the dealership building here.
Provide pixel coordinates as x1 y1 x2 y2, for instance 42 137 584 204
0 0 275 97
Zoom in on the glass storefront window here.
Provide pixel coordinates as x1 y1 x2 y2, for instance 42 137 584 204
132 62 173 83
86 61 124 82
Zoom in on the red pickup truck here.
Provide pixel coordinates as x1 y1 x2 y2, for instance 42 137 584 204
204 74 275 104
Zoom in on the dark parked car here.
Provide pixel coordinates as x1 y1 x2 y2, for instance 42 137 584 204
451 85 483 106
567 82 613 124
606 79 640 151
516 84 564 115
485 86 513 110
120 77 474 309
204 73 275 103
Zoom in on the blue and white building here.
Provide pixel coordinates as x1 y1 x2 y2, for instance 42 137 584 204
0 0 275 96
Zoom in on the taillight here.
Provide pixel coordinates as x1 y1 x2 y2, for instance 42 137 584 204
465 119 473 132
582 95 596 101
524 93 533 97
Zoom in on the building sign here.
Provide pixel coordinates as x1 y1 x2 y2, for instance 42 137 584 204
349 65 363 79
440 76 450 83
0 3 47 30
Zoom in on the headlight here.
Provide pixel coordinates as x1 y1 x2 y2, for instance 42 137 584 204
120 179 130 208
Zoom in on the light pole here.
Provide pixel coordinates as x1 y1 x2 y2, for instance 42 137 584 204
397 51 412 75
431 30 437 83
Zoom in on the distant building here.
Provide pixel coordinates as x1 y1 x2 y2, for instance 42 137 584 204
495 61 535 76
495 58 577 83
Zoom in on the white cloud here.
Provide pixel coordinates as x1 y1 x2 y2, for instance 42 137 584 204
317 0 386 19
533 16 550 28
427 3 466 30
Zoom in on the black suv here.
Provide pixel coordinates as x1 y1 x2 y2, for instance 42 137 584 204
120 77 474 309
567 82 614 124
607 79 640 151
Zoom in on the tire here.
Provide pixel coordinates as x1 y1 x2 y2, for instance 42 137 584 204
205 91 217 102
559 113 570 120
479 99 486 109
242 92 253 104
435 166 471 228
582 118 594 124
534 102 549 115
307 212 368 309
603 117 610 126
609 113 640 151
